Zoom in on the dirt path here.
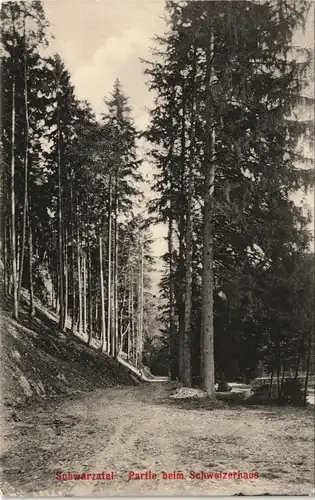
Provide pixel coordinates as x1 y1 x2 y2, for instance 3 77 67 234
1 383 314 496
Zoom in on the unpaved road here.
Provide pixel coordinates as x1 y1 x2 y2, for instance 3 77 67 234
1 383 314 496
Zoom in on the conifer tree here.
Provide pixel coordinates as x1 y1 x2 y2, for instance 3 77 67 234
145 0 314 391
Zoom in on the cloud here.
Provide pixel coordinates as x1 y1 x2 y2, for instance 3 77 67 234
73 27 151 115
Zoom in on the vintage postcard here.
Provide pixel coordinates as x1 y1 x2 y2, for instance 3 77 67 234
0 0 314 496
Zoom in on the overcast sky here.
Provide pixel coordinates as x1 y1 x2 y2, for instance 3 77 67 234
42 0 314 285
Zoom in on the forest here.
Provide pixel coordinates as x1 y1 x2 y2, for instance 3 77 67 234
1 0 314 402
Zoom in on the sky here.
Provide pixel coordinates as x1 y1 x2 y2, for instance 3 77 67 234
43 0 169 292
42 0 314 291
44 0 165 124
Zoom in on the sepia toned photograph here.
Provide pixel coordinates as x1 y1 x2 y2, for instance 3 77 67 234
0 0 314 496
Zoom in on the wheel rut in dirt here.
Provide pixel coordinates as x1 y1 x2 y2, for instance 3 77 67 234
1 382 314 496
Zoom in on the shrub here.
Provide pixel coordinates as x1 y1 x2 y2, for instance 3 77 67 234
216 380 232 392
281 377 305 406
250 383 271 400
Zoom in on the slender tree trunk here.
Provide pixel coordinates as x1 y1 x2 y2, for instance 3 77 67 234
18 187 27 304
77 214 82 334
3 192 8 296
113 177 119 358
167 108 177 380
57 86 65 332
64 232 68 329
140 236 144 362
18 24 29 307
136 237 143 369
107 178 112 355
168 207 177 380
141 239 144 336
119 268 128 353
7 209 13 297
280 364 286 399
16 230 20 288
95 300 98 338
64 268 68 327
3 169 11 297
131 281 135 365
127 279 132 361
70 177 75 332
2 168 9 297
294 338 304 379
11 53 18 319
268 367 274 399
55 269 59 313
183 209 193 385
275 338 281 398
303 330 312 406
276 367 281 399
87 235 92 345
200 30 216 396
100 232 106 351
136 251 140 368
1 163 6 295
119 314 124 354
137 260 141 369
83 250 87 333
295 355 301 379
28 201 34 318
183 43 197 388
178 99 186 382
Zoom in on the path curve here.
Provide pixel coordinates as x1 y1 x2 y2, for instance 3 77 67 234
1 383 314 496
